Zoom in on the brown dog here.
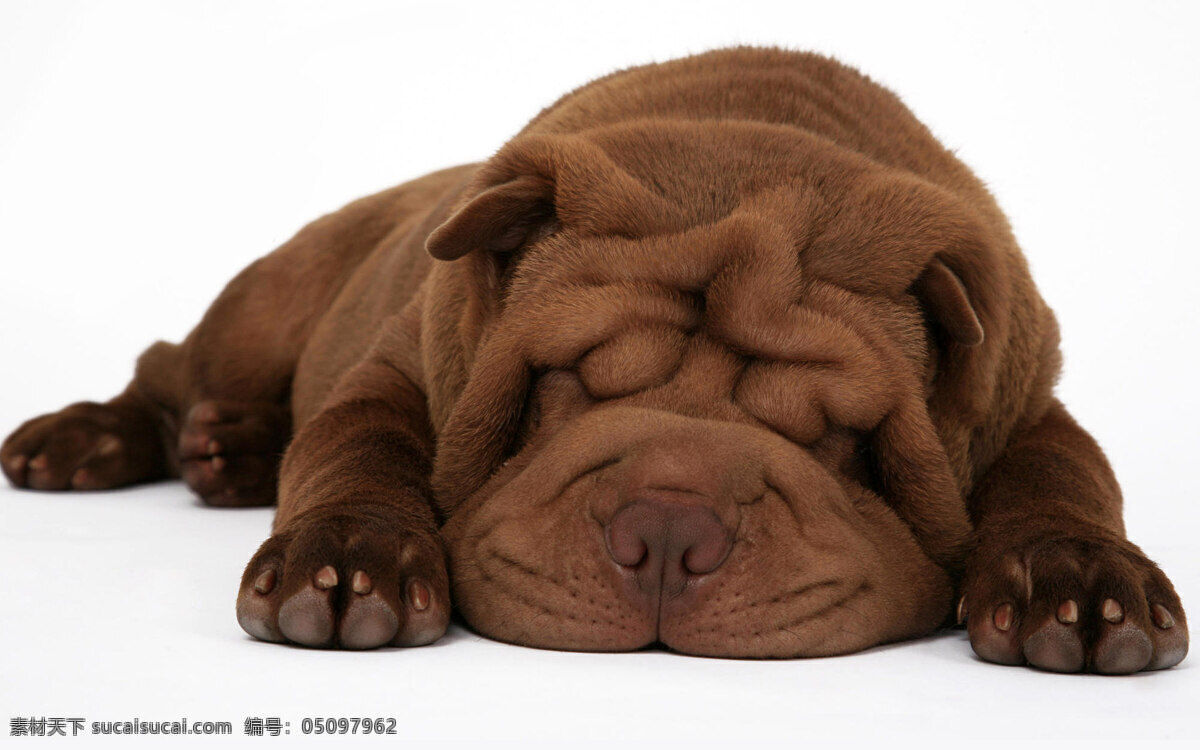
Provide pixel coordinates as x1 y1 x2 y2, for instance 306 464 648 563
0 47 1187 671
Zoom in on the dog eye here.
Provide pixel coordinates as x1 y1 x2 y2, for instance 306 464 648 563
851 434 884 497
577 327 686 399
733 361 828 445
501 385 542 462
502 370 592 462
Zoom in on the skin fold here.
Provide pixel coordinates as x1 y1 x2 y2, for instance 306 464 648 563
1 47 1187 672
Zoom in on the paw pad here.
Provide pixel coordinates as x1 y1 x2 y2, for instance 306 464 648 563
962 536 1188 674
236 511 450 650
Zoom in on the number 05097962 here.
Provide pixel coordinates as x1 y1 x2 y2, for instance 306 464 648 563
300 718 397 735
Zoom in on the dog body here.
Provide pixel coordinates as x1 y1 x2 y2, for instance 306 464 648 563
1 48 1187 670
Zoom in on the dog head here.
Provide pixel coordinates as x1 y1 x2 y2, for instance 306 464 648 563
420 122 999 657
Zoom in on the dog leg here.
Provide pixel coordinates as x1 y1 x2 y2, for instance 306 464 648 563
1 384 171 491
1 185 418 502
236 339 450 649
959 400 1187 673
177 400 291 507
0 286 300 504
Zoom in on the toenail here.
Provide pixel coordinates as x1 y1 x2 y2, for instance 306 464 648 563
28 455 48 471
1104 600 1123 624
314 566 338 589
207 440 220 456
71 468 91 488
1152 604 1175 629
1057 600 1079 624
993 604 1014 632
352 570 372 595
211 455 226 472
409 581 431 611
192 404 219 423
1102 599 1124 623
956 596 967 625
96 434 122 456
7 455 27 473
254 569 276 594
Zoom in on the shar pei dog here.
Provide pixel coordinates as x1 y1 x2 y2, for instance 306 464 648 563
1 47 1187 672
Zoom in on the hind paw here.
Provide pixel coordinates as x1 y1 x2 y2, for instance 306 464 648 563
179 400 289 507
1 399 166 491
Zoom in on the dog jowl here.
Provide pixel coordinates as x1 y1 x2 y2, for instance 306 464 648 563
1 47 1186 672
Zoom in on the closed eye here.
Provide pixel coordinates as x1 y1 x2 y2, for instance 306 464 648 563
503 369 593 461
732 360 830 445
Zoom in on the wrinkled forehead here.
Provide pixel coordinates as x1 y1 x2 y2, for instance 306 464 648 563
493 121 982 353
514 123 980 289
553 122 977 253
577 123 855 229
502 160 968 373
508 214 824 360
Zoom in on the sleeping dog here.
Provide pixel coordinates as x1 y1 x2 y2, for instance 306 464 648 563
2 47 1186 672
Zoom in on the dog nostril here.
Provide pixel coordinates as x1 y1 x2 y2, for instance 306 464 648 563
604 500 733 580
682 534 728 575
607 531 649 568
606 504 651 571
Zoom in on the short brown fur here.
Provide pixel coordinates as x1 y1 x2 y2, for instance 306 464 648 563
2 48 1186 671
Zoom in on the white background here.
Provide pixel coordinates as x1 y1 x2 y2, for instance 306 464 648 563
1 0 1197 746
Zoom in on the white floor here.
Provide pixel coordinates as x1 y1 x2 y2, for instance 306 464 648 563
3 1 1198 746
1 479 1196 747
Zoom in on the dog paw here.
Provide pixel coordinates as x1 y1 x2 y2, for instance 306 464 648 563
960 528 1188 673
236 503 450 649
179 400 289 507
1 400 165 491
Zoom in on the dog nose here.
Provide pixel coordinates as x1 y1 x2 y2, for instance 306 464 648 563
605 498 733 595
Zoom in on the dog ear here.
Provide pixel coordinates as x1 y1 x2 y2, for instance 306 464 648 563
426 175 557 261
911 257 984 347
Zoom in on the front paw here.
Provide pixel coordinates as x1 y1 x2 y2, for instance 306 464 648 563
236 502 450 649
960 525 1187 673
